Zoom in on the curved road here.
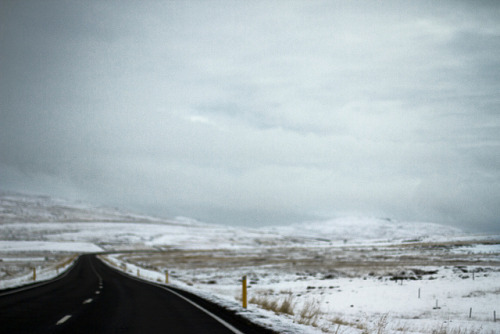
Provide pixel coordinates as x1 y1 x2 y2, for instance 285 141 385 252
0 255 275 333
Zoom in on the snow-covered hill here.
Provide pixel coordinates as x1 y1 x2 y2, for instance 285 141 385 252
0 192 160 223
266 216 463 243
0 192 465 252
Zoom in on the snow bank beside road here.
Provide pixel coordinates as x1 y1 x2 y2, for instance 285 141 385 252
0 255 77 290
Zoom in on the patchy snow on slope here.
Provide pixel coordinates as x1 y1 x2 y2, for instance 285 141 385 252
0 241 103 253
0 192 157 223
264 217 463 243
451 243 500 255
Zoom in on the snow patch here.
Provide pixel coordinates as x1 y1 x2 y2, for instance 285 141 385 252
0 241 103 253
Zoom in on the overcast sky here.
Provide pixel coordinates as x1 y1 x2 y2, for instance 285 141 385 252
1 1 499 231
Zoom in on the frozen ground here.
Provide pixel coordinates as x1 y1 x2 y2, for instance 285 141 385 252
107 242 500 334
1 192 499 333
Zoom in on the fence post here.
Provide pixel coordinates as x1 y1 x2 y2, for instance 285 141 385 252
242 276 247 309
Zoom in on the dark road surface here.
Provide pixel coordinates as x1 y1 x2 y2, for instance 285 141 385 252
0 255 275 333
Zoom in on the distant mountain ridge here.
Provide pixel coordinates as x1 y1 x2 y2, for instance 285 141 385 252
1 191 462 243
0 192 155 223
263 216 463 242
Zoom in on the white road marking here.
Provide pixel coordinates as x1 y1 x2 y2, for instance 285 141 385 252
161 286 245 334
56 315 72 325
95 290 101 294
83 298 93 304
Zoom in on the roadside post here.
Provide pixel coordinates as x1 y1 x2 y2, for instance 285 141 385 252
33 268 36 281
165 271 169 284
242 275 247 309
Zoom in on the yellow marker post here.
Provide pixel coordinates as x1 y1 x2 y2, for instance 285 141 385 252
137 269 140 278
242 275 247 309
165 271 169 284
33 267 36 281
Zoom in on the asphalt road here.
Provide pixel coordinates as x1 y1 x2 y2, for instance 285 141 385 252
0 254 275 333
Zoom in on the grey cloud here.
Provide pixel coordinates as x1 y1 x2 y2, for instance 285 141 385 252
1 1 499 231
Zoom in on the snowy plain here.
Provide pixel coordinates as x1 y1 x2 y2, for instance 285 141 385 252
1 192 499 333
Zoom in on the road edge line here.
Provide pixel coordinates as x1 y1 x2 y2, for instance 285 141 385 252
159 285 244 334
97 256 244 334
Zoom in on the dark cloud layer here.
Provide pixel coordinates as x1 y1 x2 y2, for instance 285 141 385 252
1 1 499 231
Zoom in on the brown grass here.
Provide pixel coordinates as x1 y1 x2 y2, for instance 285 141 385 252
249 295 278 312
248 293 296 316
277 293 295 315
297 299 321 326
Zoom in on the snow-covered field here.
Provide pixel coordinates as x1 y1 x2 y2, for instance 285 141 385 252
1 192 499 333
106 242 500 334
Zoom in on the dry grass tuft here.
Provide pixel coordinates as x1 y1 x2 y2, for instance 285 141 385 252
330 316 351 327
277 293 295 315
330 316 367 332
429 324 484 334
249 292 296 315
375 313 389 334
297 299 321 326
249 295 278 313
